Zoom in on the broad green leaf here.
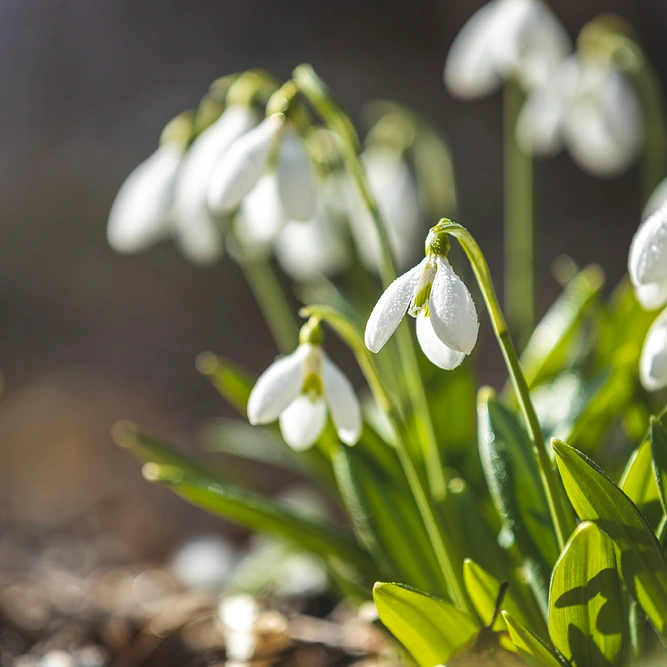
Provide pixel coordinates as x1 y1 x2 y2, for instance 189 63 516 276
651 417 667 517
502 612 564 667
620 439 663 531
519 265 604 389
196 352 253 414
463 559 546 639
332 444 448 596
553 441 667 636
373 582 480 667
114 423 375 591
477 388 558 612
549 522 624 667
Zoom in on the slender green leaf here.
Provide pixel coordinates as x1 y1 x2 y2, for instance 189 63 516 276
478 388 558 612
332 444 448 596
373 582 479 667
620 439 663 531
553 441 667 636
114 423 375 590
519 265 604 390
651 417 667 517
503 612 564 667
196 352 254 414
463 559 546 641
549 521 624 667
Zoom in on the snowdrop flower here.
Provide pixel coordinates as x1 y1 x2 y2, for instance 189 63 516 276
444 0 569 99
518 56 643 176
365 239 479 370
208 113 317 224
172 104 259 264
107 142 183 254
347 146 422 272
640 307 667 391
247 321 362 451
628 206 667 310
235 173 288 247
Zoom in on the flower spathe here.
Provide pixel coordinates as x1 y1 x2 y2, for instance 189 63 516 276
629 206 667 310
365 253 479 370
247 342 362 451
107 143 182 254
444 0 569 99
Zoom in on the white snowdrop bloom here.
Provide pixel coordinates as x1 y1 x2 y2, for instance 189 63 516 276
629 206 667 310
640 307 667 391
172 104 258 265
365 254 478 370
236 172 288 247
274 206 349 280
444 0 569 99
518 56 643 177
247 337 362 451
644 176 667 220
347 147 422 272
107 143 182 254
208 115 317 222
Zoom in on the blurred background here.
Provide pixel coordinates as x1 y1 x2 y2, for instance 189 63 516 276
0 0 662 573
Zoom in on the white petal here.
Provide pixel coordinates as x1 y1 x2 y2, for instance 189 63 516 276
237 173 287 246
644 177 667 220
640 308 667 391
364 260 424 353
516 84 566 156
277 128 317 221
416 314 466 370
636 278 667 311
629 208 667 288
444 0 503 99
322 355 361 446
247 346 309 425
279 395 327 451
429 257 479 354
274 211 348 280
172 105 258 264
107 145 181 253
208 114 283 214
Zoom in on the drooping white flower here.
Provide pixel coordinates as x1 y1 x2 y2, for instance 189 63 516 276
107 143 182 254
518 56 643 177
208 114 317 223
628 206 667 310
346 146 422 272
444 0 569 99
640 307 667 391
247 340 362 451
236 172 288 247
365 254 479 370
172 104 259 265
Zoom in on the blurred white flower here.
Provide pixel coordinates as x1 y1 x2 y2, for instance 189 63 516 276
208 114 317 225
347 146 422 272
170 535 237 591
274 206 349 281
236 172 288 247
640 307 667 391
518 56 643 176
444 0 569 99
247 342 361 451
172 104 258 265
107 143 182 254
365 254 478 370
629 206 667 310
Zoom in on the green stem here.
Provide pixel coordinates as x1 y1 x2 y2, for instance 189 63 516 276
433 220 575 551
236 245 298 355
504 78 535 349
292 64 447 502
